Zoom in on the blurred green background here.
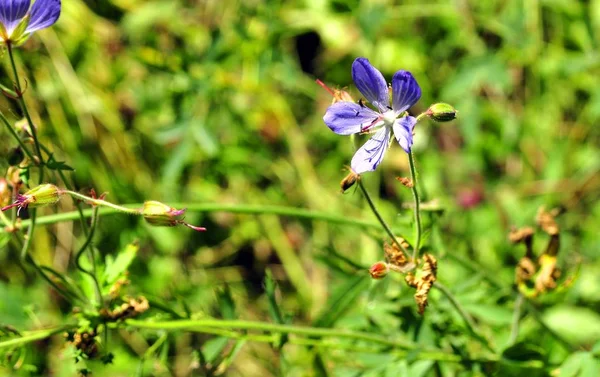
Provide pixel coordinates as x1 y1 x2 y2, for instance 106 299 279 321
1 0 600 375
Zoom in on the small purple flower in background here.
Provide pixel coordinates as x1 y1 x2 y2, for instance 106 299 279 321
0 0 61 45
323 57 422 174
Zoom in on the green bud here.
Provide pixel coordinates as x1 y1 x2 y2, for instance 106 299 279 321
426 103 458 122
141 201 206 231
2 184 63 213
24 184 62 208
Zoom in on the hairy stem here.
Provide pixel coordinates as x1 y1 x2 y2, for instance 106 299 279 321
63 190 140 215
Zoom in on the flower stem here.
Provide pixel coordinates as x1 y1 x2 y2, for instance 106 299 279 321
0 111 35 162
38 143 89 236
408 151 422 261
6 43 44 174
1 203 424 234
126 318 417 350
63 190 140 215
357 180 410 256
74 206 104 307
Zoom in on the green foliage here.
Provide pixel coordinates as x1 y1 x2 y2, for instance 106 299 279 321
0 0 599 376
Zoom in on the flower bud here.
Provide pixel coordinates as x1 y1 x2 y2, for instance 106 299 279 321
141 201 206 232
369 261 390 279
1 184 62 213
23 184 62 208
426 103 458 122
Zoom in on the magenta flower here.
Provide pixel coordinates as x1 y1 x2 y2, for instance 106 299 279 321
323 58 421 174
0 0 61 44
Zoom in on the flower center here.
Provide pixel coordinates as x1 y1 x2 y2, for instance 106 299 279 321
382 110 396 127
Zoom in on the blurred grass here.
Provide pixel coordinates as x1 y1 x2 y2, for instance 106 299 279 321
1 0 600 375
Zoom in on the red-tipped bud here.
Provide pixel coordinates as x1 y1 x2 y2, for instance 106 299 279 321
141 201 206 232
1 184 62 214
369 261 390 279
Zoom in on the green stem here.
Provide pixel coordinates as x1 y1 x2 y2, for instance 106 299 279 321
0 111 35 161
24 254 79 303
7 43 44 172
0 326 72 350
1 203 423 234
74 206 103 307
38 143 89 236
125 318 418 350
434 282 494 352
408 151 422 261
63 190 140 215
19 210 36 260
510 293 524 344
357 181 410 256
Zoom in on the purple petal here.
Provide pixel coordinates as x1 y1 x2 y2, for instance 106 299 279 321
391 70 421 113
392 116 417 153
350 127 390 174
323 101 380 135
24 0 60 34
352 57 389 112
0 0 30 35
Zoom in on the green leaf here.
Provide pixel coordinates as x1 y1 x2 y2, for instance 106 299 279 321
45 154 75 171
312 275 369 328
102 242 139 291
217 285 236 320
543 306 600 346
559 352 585 377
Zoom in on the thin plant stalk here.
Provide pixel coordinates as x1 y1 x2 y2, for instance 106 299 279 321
357 180 410 256
408 151 422 261
7 43 44 170
63 190 140 215
1 203 430 234
74 206 103 307
510 293 524 344
0 111 35 162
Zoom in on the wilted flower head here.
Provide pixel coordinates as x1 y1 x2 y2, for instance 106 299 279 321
141 201 206 232
323 57 422 174
1 183 62 214
0 0 61 45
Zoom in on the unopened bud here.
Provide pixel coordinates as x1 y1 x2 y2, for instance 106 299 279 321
426 103 458 122
340 170 360 192
1 183 62 213
141 201 206 232
369 261 390 279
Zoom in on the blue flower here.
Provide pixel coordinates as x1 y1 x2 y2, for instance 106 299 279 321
0 0 61 45
323 57 421 174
